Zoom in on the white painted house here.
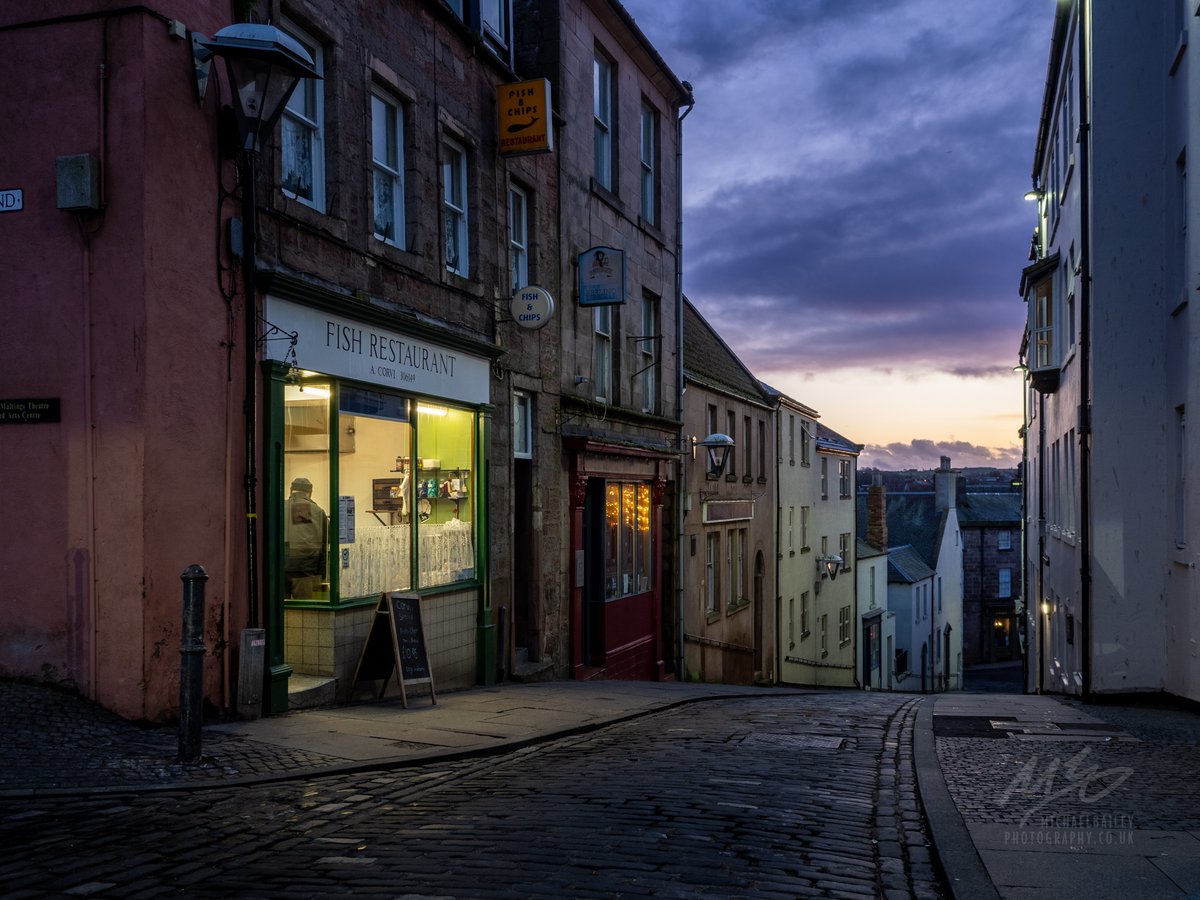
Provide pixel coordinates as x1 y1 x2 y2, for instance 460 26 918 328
1021 0 1199 699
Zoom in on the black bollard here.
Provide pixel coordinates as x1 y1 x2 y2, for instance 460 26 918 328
179 564 208 764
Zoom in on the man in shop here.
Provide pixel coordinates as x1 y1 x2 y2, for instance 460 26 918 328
285 476 327 598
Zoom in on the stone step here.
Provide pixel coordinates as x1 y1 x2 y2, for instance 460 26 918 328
288 674 338 710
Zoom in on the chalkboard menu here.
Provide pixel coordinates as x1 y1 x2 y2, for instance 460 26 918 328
350 592 436 707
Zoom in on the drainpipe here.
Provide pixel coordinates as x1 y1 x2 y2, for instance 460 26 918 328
1077 0 1093 700
1037 391 1047 694
675 82 695 679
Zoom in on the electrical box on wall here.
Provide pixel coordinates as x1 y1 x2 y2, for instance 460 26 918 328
56 154 101 211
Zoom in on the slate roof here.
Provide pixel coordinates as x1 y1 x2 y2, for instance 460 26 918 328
856 492 945 567
888 545 935 584
857 538 886 560
683 298 771 405
956 493 1022 527
815 421 864 455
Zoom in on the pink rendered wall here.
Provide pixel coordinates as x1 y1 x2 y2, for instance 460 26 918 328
0 4 244 721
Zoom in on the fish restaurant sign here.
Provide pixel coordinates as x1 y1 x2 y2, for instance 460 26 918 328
264 296 490 405
498 79 553 155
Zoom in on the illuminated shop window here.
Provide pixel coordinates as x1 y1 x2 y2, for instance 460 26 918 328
604 481 652 599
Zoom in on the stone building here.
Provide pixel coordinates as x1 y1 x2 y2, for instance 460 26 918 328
0 0 689 720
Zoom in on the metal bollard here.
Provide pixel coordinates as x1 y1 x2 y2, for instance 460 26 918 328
179 564 208 764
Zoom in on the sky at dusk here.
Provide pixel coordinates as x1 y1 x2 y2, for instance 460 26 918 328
620 0 1057 470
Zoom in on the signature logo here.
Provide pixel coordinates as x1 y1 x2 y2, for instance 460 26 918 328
998 746 1133 827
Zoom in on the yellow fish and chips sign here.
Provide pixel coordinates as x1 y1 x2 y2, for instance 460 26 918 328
498 79 553 155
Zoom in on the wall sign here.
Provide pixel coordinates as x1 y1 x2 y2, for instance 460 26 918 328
264 296 490 404
498 79 553 155
0 189 23 212
578 246 626 306
510 285 555 330
0 398 59 423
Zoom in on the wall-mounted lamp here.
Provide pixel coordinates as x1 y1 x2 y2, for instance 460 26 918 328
200 24 321 153
1023 188 1044 202
200 23 320 638
818 554 844 581
694 432 734 479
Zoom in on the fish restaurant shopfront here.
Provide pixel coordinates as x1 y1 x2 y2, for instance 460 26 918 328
260 283 496 714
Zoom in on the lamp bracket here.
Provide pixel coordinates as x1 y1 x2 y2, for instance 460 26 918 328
192 32 213 102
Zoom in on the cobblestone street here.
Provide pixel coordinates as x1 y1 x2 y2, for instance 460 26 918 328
1 693 942 899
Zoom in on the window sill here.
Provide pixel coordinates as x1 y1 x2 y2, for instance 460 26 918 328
706 609 722 625
726 599 750 617
743 475 754 484
725 474 738 483
441 269 485 297
637 215 666 246
757 476 768 485
589 178 625 215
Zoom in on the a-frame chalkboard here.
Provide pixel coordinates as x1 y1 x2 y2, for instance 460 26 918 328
350 592 436 707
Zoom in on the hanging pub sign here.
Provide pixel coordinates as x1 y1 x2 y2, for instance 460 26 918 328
498 78 553 155
578 246 626 307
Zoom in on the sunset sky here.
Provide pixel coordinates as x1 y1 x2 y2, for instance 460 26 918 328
620 0 1056 469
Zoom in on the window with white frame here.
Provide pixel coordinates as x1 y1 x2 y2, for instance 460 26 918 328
801 421 811 465
280 22 324 211
593 305 612 402
800 590 810 637
1033 277 1054 370
788 415 795 464
820 614 828 657
371 91 404 247
800 506 810 550
593 51 613 190
788 596 795 648
839 533 851 571
839 605 850 646
705 532 719 614
998 530 1012 551
481 0 508 45
508 184 528 293
998 567 1012 599
513 390 532 459
820 458 828 499
639 295 658 413
839 459 851 497
787 506 794 554
442 137 469 276
640 103 657 225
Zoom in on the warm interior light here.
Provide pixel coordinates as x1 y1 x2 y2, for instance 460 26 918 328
1041 602 1051 616
418 404 448 416
285 384 330 401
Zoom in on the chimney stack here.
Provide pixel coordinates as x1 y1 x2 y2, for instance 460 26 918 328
935 457 958 513
867 473 887 552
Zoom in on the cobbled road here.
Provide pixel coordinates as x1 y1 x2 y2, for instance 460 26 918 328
1 693 943 899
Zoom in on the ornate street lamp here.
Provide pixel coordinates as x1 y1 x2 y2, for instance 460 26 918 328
697 432 734 478
201 24 318 636
819 554 843 581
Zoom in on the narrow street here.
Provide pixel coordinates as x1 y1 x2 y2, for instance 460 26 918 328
1 693 942 898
